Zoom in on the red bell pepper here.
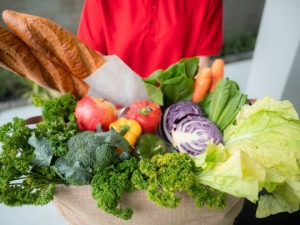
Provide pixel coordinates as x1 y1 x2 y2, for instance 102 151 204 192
126 100 162 134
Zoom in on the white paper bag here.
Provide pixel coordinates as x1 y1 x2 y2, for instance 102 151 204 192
84 55 150 107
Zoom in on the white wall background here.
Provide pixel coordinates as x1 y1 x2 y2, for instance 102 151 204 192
246 0 300 113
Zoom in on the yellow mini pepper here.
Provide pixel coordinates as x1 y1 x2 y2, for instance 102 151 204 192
109 118 142 147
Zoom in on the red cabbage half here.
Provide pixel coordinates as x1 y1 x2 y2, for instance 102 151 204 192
158 100 204 143
172 115 223 156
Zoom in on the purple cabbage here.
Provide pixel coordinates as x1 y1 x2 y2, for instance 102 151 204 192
157 100 223 156
172 115 223 156
158 101 204 143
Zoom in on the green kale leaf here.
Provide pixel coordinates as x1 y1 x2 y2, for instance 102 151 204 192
54 158 92 185
29 132 54 166
132 152 225 209
91 157 139 220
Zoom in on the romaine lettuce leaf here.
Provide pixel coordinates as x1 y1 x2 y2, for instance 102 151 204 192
193 95 300 217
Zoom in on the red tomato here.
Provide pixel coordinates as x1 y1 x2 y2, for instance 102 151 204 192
126 100 162 134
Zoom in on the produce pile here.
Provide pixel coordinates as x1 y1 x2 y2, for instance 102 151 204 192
1 57 300 221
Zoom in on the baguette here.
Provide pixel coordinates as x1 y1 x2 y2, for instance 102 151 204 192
2 10 105 79
0 26 88 99
30 49 89 98
0 25 56 89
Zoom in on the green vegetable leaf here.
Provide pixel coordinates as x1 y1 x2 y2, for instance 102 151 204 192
157 70 173 83
199 77 249 131
96 128 130 153
91 158 139 220
180 57 199 78
161 77 194 107
198 92 213 116
33 93 77 122
28 133 53 167
143 82 164 106
55 158 92 185
208 78 232 123
143 70 163 85
216 90 247 130
164 63 184 78
194 96 300 217
257 183 300 218
132 153 225 210
143 57 198 107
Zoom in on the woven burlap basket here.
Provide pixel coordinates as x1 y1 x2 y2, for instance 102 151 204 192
52 185 244 225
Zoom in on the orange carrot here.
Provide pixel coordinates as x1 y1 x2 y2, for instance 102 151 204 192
192 68 212 103
210 59 224 92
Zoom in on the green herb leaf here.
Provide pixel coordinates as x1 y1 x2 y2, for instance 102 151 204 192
96 128 130 153
161 77 194 107
181 57 199 78
143 57 199 107
28 133 54 167
143 82 164 106
55 158 92 185
209 78 232 123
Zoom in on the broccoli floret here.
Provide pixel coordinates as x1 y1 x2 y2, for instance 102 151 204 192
94 143 116 172
64 131 115 171
132 152 226 209
54 131 117 185
91 157 139 220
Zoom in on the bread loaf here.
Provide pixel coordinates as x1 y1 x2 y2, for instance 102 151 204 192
0 25 88 99
30 49 89 98
2 10 105 79
0 25 57 89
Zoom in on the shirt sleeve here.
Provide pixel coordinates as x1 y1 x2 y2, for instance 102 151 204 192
77 0 107 54
196 0 223 56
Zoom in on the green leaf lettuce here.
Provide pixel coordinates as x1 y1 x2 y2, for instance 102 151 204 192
193 95 300 218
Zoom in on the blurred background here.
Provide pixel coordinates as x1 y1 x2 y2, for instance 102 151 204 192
1 0 300 225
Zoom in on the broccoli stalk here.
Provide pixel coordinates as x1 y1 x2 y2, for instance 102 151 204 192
131 153 226 209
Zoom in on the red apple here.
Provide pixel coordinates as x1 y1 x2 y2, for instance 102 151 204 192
75 96 118 131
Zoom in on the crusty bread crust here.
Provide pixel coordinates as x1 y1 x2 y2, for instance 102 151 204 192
0 10 106 99
0 25 89 98
2 10 105 79
0 26 56 89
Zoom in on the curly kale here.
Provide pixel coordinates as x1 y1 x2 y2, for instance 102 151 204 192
33 93 80 156
131 152 226 209
0 118 63 206
33 93 77 122
0 94 81 207
91 157 139 220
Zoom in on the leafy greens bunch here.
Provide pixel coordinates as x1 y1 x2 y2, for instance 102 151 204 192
193 96 300 218
91 153 226 220
132 152 225 209
0 94 131 207
143 57 199 108
198 77 249 132
0 93 79 206
54 128 131 186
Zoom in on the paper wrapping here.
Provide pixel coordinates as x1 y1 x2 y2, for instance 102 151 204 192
84 55 150 107
52 185 244 225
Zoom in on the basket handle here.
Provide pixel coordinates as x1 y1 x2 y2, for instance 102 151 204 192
25 116 43 125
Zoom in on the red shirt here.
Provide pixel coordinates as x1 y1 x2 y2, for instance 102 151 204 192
78 0 223 78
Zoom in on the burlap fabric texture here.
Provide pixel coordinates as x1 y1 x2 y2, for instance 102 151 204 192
52 184 244 225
